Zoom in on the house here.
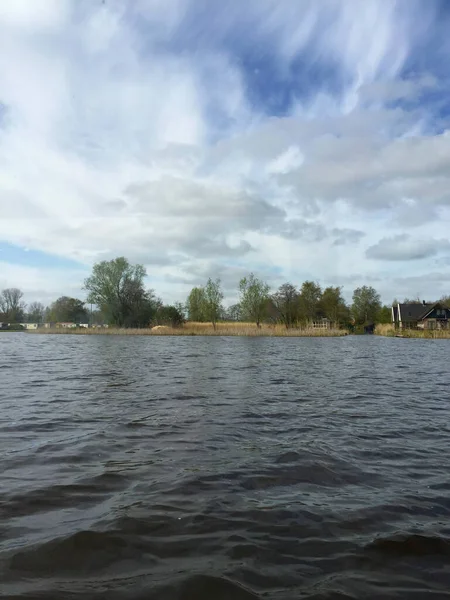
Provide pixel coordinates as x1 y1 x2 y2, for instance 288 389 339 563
392 301 450 330
56 322 78 328
21 323 40 330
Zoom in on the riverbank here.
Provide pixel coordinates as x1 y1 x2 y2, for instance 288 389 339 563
375 324 450 338
26 322 348 337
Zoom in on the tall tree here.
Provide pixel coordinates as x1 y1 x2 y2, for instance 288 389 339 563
352 286 382 325
272 283 299 328
121 278 158 328
84 257 155 327
378 305 392 324
298 281 322 323
186 287 206 322
319 286 349 325
239 273 270 328
27 302 46 323
47 296 88 323
203 278 223 330
0 288 26 322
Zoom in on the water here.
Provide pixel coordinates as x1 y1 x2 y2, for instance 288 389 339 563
1 333 450 599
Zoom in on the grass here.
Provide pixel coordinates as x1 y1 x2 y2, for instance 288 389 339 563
375 323 450 339
375 324 397 337
27 321 348 337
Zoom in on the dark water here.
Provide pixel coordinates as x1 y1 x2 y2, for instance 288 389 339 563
1 333 450 599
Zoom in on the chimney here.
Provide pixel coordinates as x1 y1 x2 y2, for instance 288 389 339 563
423 300 426 306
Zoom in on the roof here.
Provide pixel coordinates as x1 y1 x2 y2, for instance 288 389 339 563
396 302 449 322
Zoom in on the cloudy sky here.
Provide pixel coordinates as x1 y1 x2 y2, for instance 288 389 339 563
1 0 450 306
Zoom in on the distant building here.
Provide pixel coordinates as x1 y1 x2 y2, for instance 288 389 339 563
392 301 450 330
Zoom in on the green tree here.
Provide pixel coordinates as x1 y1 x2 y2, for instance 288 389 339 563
239 273 270 328
186 287 206 322
0 288 26 322
352 286 382 325
298 281 322 323
378 305 392 324
203 278 223 330
272 283 299 328
319 286 349 325
47 296 88 323
84 257 155 327
27 301 46 323
154 305 185 328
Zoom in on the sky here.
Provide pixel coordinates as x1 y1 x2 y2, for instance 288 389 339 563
1 0 450 307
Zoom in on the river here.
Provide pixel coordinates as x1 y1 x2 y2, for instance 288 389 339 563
1 333 450 599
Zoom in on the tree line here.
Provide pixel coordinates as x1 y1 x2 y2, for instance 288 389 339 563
2 256 448 329
186 277 389 329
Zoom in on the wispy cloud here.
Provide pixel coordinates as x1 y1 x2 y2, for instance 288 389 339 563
0 0 449 304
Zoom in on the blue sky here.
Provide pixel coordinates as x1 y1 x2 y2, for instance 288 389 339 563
1 0 450 306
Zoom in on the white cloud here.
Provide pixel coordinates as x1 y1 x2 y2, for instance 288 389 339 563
0 0 70 31
366 235 450 261
0 261 87 305
267 146 305 174
0 0 449 305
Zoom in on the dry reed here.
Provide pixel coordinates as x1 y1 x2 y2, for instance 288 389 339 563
375 323 450 339
27 322 348 337
375 324 396 337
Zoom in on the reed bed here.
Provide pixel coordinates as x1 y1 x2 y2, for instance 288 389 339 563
375 323 450 339
27 322 348 337
374 324 396 337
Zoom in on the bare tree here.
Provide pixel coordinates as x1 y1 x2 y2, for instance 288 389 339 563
0 288 26 322
27 302 46 323
272 283 299 328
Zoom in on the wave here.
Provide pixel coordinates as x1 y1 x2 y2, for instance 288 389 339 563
367 533 450 557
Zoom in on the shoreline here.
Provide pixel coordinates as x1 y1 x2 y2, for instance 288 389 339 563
21 324 450 338
375 324 450 339
25 324 348 337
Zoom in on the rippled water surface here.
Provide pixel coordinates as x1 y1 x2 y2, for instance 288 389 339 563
1 333 450 599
